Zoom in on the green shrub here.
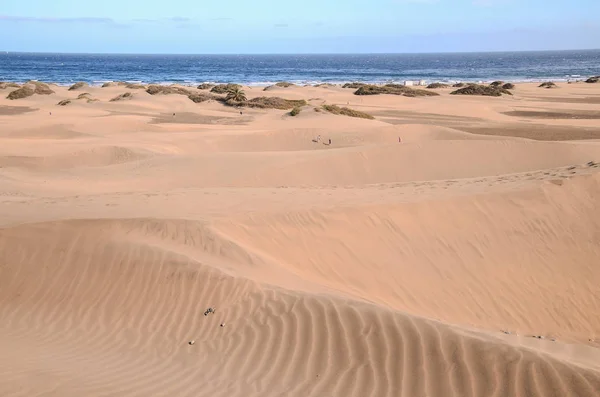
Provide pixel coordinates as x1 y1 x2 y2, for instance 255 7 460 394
290 106 302 116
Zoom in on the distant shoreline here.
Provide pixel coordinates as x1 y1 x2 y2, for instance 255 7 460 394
1 78 596 87
2 51 598 87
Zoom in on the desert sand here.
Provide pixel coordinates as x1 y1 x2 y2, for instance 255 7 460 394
1 81 600 397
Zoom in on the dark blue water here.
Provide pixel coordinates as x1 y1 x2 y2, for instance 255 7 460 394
0 51 598 86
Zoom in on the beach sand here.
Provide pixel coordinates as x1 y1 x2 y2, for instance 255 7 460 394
1 81 600 397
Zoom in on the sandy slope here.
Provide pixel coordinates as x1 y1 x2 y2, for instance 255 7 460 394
1 82 600 397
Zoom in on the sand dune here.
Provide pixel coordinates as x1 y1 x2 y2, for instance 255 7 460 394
1 82 599 397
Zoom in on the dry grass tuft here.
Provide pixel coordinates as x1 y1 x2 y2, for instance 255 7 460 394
110 92 134 102
427 83 450 89
223 96 307 110
342 82 366 89
264 82 296 91
69 82 89 91
57 99 72 106
322 104 375 119
354 84 439 97
210 83 242 94
188 93 215 103
7 82 55 99
275 81 294 87
26 81 55 95
151 85 186 95
7 86 34 100
146 85 192 95
0 82 21 89
539 82 558 89
450 84 512 96
125 83 146 89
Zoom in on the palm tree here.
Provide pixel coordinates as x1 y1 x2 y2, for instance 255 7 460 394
226 86 247 103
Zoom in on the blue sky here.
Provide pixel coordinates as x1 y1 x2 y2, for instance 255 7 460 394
0 0 599 53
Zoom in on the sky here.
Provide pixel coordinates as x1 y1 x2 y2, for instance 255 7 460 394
0 0 599 53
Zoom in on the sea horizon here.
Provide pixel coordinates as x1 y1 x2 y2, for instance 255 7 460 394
1 49 599 86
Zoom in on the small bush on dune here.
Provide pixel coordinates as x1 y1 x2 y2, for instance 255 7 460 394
450 84 512 96
489 81 504 87
452 83 466 87
315 83 336 88
502 83 515 90
248 97 306 109
224 96 307 110
539 82 557 89
125 83 146 89
290 106 302 116
322 104 375 119
197 83 215 90
188 93 215 103
69 82 89 91
77 93 99 103
585 76 599 84
25 81 55 95
146 85 191 96
264 82 295 91
275 81 294 88
427 83 450 89
57 99 71 106
102 82 120 88
110 92 134 102
210 83 242 94
7 85 35 100
342 82 366 89
0 82 21 89
354 84 439 97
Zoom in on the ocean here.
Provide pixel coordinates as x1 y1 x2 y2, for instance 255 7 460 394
0 50 599 86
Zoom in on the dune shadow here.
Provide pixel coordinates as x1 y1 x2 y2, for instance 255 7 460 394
0 106 37 116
